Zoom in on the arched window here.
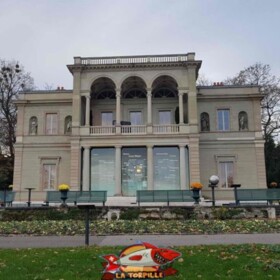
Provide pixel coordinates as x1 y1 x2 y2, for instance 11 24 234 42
153 87 176 98
238 111 248 131
29 116 38 135
65 116 72 134
200 112 210 131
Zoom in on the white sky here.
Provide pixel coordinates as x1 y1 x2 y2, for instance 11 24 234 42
0 0 279 89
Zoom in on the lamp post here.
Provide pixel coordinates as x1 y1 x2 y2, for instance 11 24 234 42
209 175 219 207
77 204 96 246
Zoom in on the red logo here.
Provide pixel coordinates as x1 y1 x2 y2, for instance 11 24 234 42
101 242 181 279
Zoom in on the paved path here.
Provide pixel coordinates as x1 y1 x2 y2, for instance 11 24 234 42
0 234 279 248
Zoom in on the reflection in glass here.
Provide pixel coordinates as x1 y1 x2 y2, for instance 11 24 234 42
91 148 115 196
219 161 234 188
122 147 147 196
154 147 180 190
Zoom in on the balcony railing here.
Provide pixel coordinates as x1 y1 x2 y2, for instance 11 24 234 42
88 125 180 135
121 125 146 134
77 54 191 66
153 125 180 134
89 126 115 134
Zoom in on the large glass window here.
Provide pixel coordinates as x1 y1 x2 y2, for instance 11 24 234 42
217 109 230 131
219 161 234 188
91 148 115 196
159 110 171 125
101 112 113 126
122 147 147 196
153 146 180 190
46 113 58 134
130 111 142 125
42 164 56 190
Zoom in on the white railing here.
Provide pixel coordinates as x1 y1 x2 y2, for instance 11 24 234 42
79 54 189 65
153 125 180 134
89 125 181 135
121 125 146 134
89 126 115 134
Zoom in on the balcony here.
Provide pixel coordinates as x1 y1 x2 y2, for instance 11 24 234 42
81 124 188 136
74 53 195 66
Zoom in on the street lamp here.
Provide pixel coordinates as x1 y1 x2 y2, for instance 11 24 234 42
209 175 219 206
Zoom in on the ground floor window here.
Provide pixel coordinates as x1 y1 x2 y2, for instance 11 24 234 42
42 164 56 190
153 146 180 190
121 147 147 196
91 148 115 196
218 161 234 188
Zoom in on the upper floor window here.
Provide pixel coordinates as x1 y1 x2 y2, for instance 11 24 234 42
217 109 230 131
46 113 58 135
101 112 113 126
130 111 142 125
159 110 171 125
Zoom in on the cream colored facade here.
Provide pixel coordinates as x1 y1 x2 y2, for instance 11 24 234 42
13 53 266 201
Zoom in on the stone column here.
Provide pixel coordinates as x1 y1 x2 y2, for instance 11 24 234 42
147 89 152 125
178 90 184 124
187 66 198 131
70 140 81 190
72 70 81 132
147 145 154 190
85 94 91 126
115 145 122 195
116 89 121 134
82 146 90 191
179 145 187 190
189 137 200 183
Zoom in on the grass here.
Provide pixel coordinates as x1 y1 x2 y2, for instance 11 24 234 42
0 244 280 279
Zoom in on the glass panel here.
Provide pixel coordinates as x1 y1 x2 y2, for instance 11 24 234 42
130 111 142 125
101 112 113 126
217 110 229 131
43 164 56 190
153 147 180 190
159 111 171 125
122 147 147 196
46 114 58 134
219 161 234 188
91 148 115 196
224 110 229 131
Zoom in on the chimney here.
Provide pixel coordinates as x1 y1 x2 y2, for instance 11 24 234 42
57 86 60 90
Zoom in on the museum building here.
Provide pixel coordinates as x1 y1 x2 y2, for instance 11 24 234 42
13 53 266 201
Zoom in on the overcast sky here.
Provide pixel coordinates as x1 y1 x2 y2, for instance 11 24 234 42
0 0 279 89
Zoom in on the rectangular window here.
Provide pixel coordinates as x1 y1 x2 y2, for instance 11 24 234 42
101 112 113 126
130 111 142 125
159 110 171 125
153 146 180 190
218 161 234 188
91 148 115 196
46 113 58 134
217 109 230 131
122 147 147 196
42 164 56 190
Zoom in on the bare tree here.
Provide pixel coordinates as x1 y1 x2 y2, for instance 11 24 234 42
196 73 213 86
223 63 280 142
0 60 34 158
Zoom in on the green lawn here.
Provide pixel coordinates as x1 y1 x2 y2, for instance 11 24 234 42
0 244 279 279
